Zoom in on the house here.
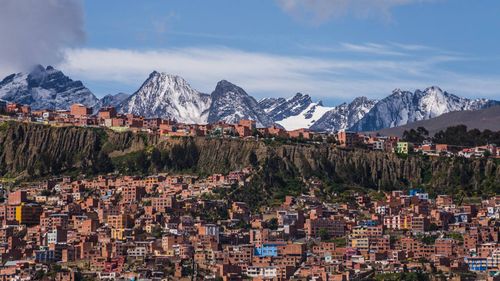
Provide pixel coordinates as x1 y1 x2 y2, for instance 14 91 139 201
70 104 92 117
396 142 413 154
98 107 117 119
337 131 358 147
289 128 313 140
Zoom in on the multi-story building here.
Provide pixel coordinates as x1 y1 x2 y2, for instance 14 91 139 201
70 104 92 117
305 218 345 238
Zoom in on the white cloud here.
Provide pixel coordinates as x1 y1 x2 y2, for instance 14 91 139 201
0 0 85 74
276 0 434 23
58 46 500 102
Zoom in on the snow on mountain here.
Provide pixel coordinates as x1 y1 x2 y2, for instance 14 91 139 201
259 97 286 114
276 102 333 131
350 86 500 131
2 66 497 134
207 80 273 127
260 93 315 122
118 72 211 124
95 92 129 110
259 93 375 132
0 65 98 110
310 97 377 132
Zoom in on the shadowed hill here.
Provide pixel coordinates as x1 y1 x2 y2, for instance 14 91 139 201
0 121 498 197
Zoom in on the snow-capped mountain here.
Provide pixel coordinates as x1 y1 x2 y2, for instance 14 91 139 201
260 93 313 121
95 92 129 110
0 65 98 110
258 93 375 132
259 97 286 114
350 86 500 131
275 102 333 131
118 72 211 124
2 66 497 133
207 80 273 127
310 97 377 132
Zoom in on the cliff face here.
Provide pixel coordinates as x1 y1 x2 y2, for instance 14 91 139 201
0 122 498 195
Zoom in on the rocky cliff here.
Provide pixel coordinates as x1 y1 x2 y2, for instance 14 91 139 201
0 122 498 196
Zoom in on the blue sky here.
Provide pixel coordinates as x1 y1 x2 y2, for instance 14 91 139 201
3 0 500 105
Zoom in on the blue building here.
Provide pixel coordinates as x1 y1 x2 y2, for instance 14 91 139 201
35 249 57 263
465 257 488 272
254 243 283 257
359 220 378 227
409 189 424 197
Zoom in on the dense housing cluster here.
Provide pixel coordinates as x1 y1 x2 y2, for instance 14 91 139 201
0 171 498 280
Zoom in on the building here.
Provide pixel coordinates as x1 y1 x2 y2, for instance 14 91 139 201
47 227 68 245
305 218 345 238
396 142 413 154
435 238 455 257
8 190 27 205
236 125 253 137
15 203 43 225
465 257 488 272
254 243 280 257
70 104 92 117
289 128 313 140
337 131 358 147
121 185 145 204
239 119 256 130
107 214 131 229
98 107 117 119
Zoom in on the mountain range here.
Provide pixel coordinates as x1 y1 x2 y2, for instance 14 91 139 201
1 65 498 132
375 105 500 137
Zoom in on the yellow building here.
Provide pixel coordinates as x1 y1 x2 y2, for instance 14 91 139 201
15 203 43 225
350 237 370 250
396 142 413 154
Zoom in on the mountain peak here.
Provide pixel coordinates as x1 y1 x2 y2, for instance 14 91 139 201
350 87 499 131
118 73 210 124
208 80 273 127
424 85 443 93
310 96 377 132
215 79 240 91
0 65 97 110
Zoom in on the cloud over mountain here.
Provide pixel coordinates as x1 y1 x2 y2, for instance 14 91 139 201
0 0 85 77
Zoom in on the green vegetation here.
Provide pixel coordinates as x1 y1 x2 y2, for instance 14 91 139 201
266 218 279 230
404 124 500 147
433 125 500 146
112 141 200 175
1 122 499 202
402 127 429 143
318 228 330 241
0 121 9 132
329 237 347 247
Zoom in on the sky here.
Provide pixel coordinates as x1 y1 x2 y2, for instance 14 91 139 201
1 0 500 105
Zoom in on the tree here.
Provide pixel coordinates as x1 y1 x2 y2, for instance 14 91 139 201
249 151 258 167
326 135 336 144
318 227 330 241
151 147 163 171
135 150 150 174
95 151 114 173
313 135 324 142
267 218 278 230
402 126 429 143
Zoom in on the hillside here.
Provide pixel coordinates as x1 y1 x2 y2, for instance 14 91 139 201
375 106 500 137
0 122 498 199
